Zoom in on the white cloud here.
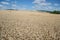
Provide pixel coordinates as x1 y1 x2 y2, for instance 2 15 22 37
0 4 7 10
11 4 27 10
33 0 52 6
48 6 53 9
32 0 54 11
54 3 59 6
0 4 3 7
39 3 51 6
19 5 27 10
12 4 17 7
33 0 46 4
11 4 17 9
21 7 27 10
1 1 9 5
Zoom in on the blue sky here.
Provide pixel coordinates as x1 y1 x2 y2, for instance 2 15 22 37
0 0 60 11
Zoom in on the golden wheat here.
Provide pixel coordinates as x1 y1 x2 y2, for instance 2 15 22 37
0 10 60 40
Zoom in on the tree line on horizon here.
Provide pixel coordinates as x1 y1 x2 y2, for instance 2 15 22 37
37 10 60 14
50 10 60 14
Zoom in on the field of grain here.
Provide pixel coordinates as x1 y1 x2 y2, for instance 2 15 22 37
0 10 60 40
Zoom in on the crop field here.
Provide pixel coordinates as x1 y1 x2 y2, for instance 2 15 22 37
0 10 60 40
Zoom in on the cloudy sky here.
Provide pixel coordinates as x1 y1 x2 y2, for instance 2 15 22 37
0 0 60 11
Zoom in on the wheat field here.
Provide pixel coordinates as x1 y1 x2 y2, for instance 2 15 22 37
0 10 60 40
